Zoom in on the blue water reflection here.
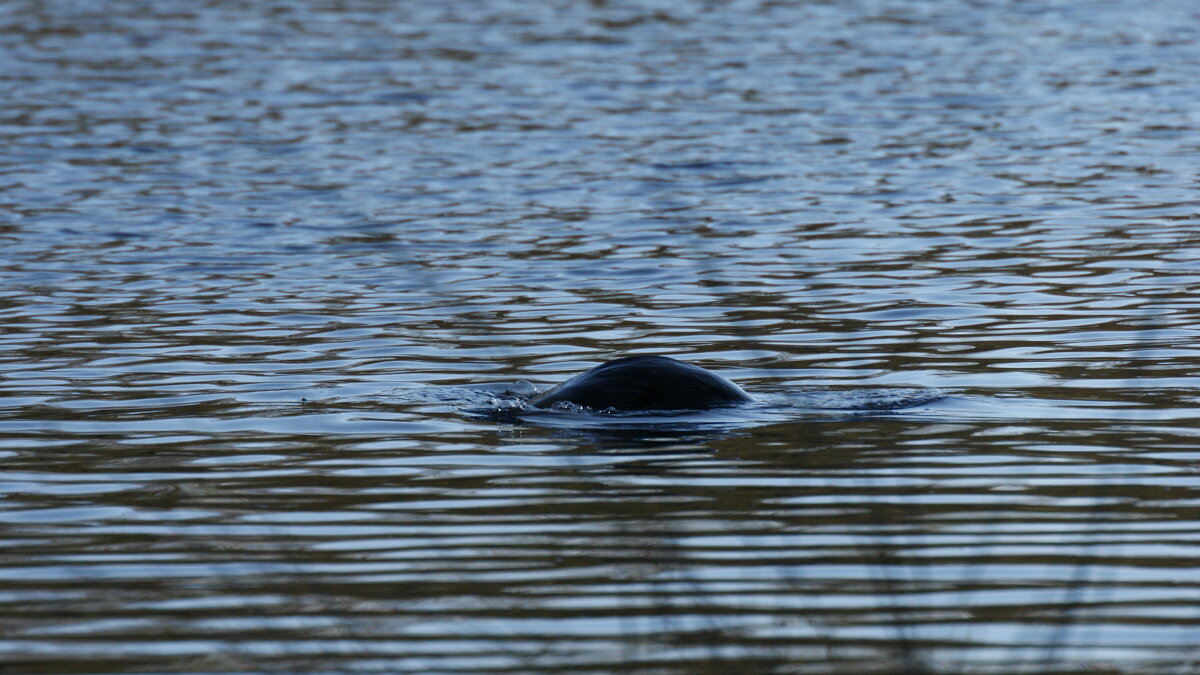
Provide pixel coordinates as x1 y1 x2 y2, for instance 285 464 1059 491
4 0 1200 672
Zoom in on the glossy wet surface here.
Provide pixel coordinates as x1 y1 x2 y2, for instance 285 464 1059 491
3 0 1200 672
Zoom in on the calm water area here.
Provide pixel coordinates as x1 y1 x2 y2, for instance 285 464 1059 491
3 0 1200 672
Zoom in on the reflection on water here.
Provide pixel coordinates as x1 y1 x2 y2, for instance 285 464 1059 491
3 0 1200 672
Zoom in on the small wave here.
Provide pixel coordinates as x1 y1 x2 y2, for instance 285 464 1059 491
455 383 948 428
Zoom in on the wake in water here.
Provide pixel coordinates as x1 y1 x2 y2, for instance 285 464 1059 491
309 354 949 432
451 355 947 429
450 382 949 430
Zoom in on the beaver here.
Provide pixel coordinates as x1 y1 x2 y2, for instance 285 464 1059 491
529 355 753 412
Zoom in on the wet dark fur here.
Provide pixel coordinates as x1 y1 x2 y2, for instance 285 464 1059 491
529 355 753 412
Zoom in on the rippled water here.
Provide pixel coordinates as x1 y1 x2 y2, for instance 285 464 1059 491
4 0 1200 672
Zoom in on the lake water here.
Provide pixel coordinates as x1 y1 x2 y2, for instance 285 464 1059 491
3 0 1200 672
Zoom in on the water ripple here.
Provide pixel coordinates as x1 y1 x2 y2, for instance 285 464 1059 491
3 0 1200 672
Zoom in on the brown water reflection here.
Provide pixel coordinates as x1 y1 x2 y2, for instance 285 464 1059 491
3 409 1199 672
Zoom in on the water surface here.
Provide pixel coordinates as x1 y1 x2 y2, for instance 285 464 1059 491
3 0 1200 672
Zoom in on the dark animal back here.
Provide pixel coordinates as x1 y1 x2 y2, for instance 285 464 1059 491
529 355 752 412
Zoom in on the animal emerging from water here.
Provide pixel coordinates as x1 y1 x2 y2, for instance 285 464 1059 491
529 355 753 412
